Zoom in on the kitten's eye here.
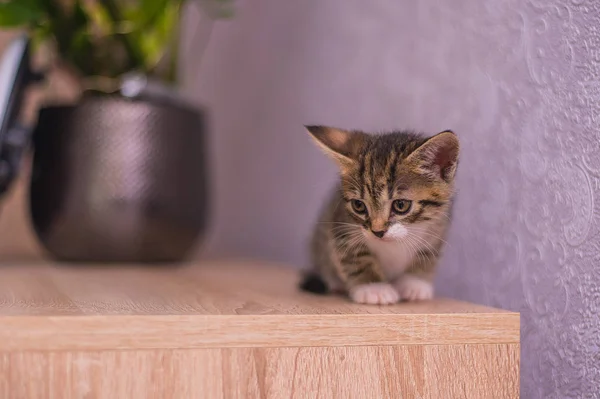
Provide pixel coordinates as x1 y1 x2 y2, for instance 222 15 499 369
392 199 412 215
351 200 367 214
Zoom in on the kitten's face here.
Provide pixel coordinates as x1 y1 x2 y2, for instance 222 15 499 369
307 126 459 241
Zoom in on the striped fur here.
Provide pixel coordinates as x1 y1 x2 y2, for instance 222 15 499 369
302 126 459 305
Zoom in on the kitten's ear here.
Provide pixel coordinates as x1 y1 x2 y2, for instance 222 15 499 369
305 125 361 167
407 130 459 182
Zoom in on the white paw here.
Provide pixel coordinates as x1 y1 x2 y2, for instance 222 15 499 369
394 276 434 301
349 283 400 305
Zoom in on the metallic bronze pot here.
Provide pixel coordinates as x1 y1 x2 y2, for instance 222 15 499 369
29 95 208 262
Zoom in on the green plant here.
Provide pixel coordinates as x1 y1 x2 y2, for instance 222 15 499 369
0 0 233 89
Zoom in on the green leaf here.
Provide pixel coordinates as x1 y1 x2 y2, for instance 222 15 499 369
72 0 89 29
0 0 44 27
124 0 172 28
137 1 180 69
79 0 113 36
0 0 237 83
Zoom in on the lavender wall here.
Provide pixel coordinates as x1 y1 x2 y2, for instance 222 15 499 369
188 1 599 397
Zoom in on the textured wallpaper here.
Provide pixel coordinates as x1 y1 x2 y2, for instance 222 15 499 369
192 0 599 397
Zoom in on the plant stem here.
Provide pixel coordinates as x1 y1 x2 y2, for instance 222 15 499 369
166 5 182 84
101 0 146 72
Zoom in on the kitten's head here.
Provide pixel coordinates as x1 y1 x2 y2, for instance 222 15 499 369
307 125 459 241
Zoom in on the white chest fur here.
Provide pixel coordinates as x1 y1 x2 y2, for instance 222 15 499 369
364 224 437 281
365 238 415 280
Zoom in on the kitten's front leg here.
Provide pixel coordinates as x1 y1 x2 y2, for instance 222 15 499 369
341 252 399 305
393 254 436 301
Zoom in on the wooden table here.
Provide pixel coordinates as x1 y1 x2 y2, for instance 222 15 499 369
0 260 519 398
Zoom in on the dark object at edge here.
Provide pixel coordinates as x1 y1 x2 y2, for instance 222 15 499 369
0 36 42 198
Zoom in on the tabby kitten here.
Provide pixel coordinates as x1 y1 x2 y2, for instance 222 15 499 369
300 126 459 305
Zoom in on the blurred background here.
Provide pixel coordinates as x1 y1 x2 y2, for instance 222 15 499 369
0 1 599 398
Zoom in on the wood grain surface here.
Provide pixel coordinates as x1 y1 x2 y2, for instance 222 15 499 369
0 261 520 398
0 261 519 350
0 344 519 399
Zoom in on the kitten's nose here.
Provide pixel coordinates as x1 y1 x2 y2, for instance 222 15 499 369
372 230 386 238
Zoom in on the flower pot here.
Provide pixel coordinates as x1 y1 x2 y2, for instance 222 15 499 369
29 95 209 262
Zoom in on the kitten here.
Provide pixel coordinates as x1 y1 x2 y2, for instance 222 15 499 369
300 126 459 305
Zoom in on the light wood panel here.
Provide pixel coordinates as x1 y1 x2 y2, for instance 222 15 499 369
423 344 520 398
0 312 518 351
0 260 514 315
0 344 519 399
0 261 519 350
0 261 520 397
